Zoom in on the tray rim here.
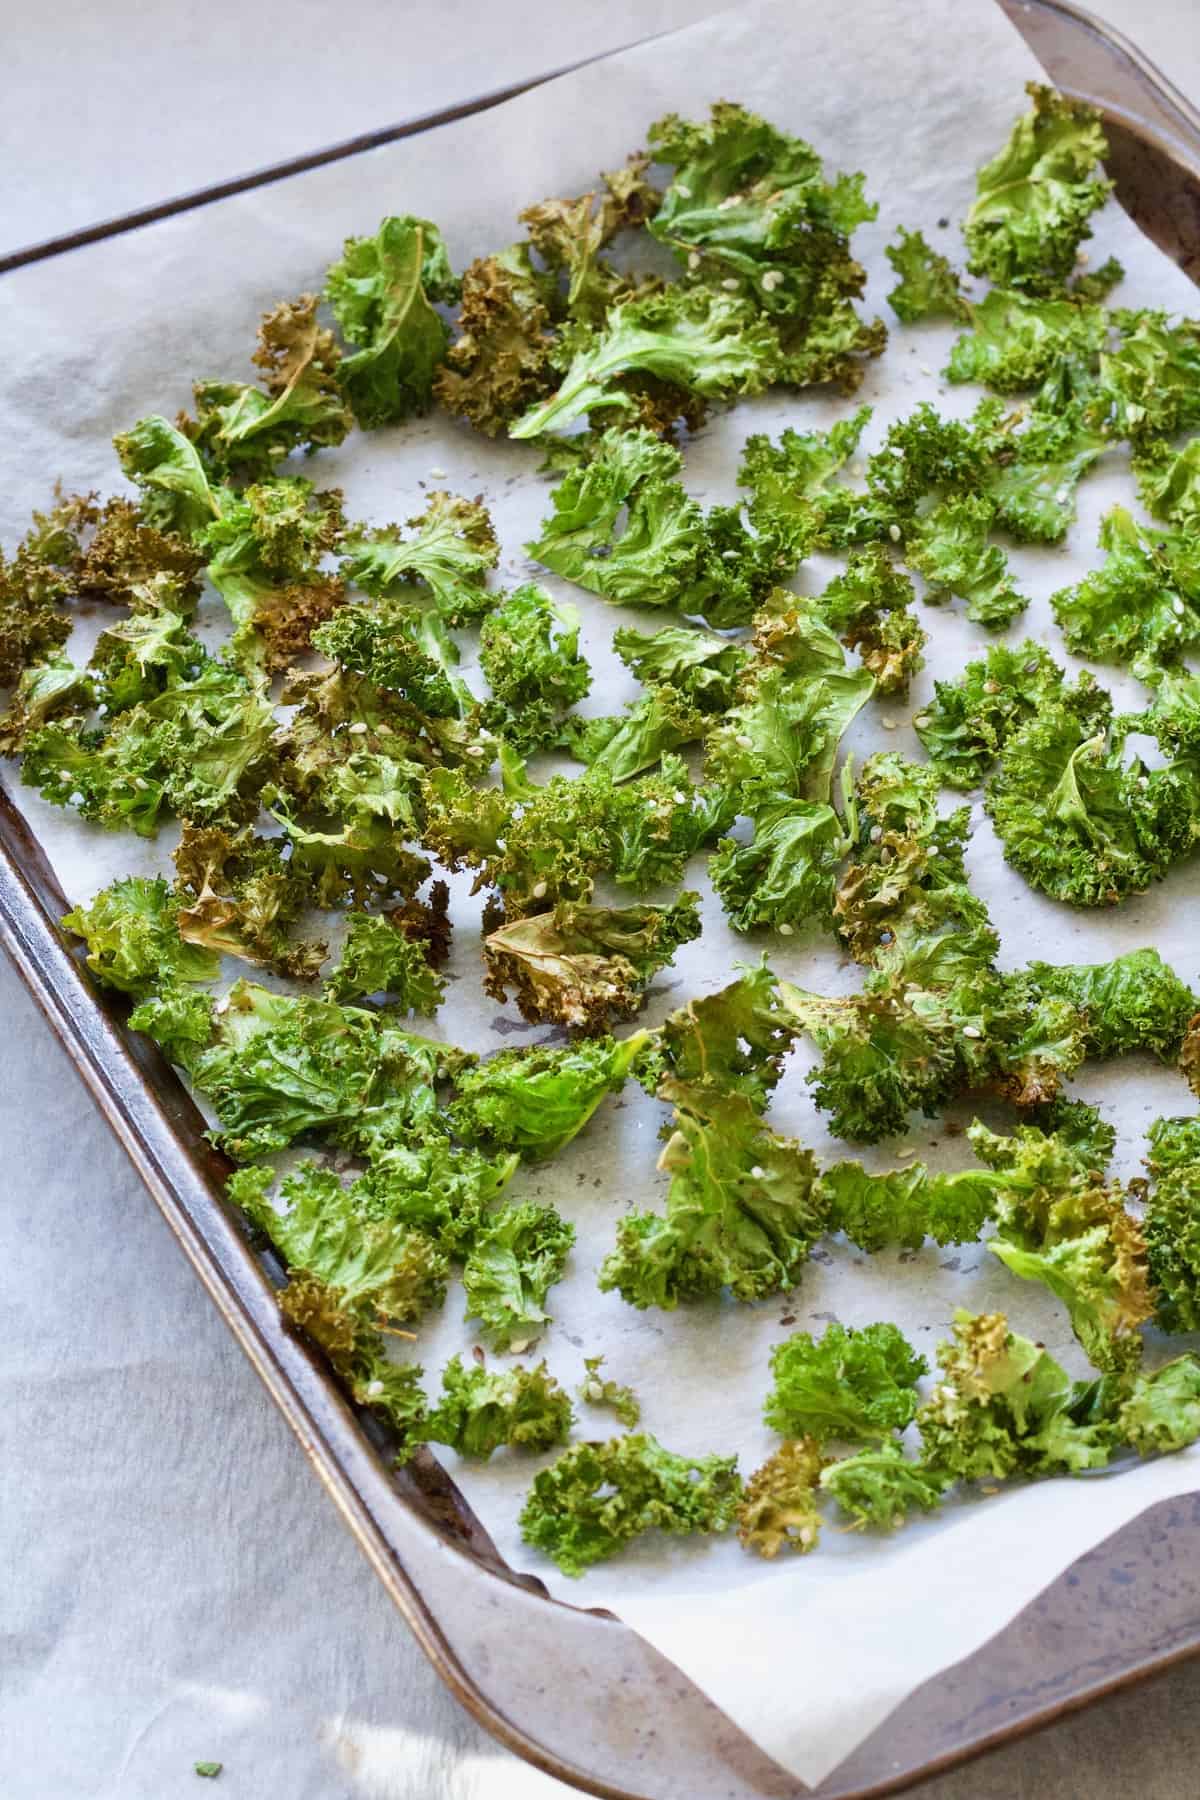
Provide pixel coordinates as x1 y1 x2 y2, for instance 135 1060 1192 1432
5 3 1200 1795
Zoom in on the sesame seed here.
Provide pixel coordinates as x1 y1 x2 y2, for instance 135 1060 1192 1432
367 1380 385 1398
429 467 447 479
721 277 740 292
919 363 934 377
688 251 701 272
347 720 368 734
914 714 929 730
888 523 902 543
962 1024 983 1039
1076 249 1089 266
1174 597 1187 616
897 1145 917 1158
778 922 794 936
761 269 784 293
532 880 548 899
675 183 692 197
736 733 754 750
881 717 898 731
1054 487 1069 505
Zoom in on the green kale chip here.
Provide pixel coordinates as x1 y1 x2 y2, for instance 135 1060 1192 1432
434 244 558 437
640 958 798 1113
424 1354 573 1458
570 684 706 783
449 1033 649 1159
1117 1355 1200 1454
324 214 459 427
340 489 499 621
114 415 220 537
819 1161 996 1252
764 1321 927 1444
819 1443 949 1530
1142 1118 1200 1333
62 875 218 998
578 1356 641 1429
913 639 1069 789
479 584 591 752
170 822 327 982
1026 949 1195 1063
1093 310 1200 440
985 692 1198 906
710 796 850 934
461 1200 575 1352
963 83 1112 292
1051 506 1200 682
355 1139 519 1261
519 1432 742 1575
612 622 749 712
945 289 1106 394
598 1080 827 1307
885 227 968 324
905 493 1026 628
1133 435 1200 529
196 476 346 671
814 546 925 695
323 913 446 1014
738 405 874 553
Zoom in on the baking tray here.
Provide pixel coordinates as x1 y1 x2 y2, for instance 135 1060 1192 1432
4 2 1200 1794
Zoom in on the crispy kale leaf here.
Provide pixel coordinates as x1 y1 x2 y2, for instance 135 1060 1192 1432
424 1354 573 1458
738 405 873 553
1133 435 1200 529
972 1118 1152 1372
449 1033 648 1159
820 1161 996 1252
510 286 779 438
62 875 218 997
1051 506 1200 682
185 296 352 479
325 215 458 427
171 822 327 980
461 1200 575 1352
114 415 220 537
905 493 1026 628
985 689 1198 906
136 978 462 1158
820 1443 948 1530
1092 310 1200 440
814 546 925 695
737 1438 824 1557
913 639 1068 789
599 1080 827 1307
710 796 851 934
0 653 93 754
885 227 968 324
646 102 885 392
519 1432 742 1575
764 1321 927 1444
917 1309 1115 1479
569 683 706 782
578 1355 641 1428
612 621 749 711
323 913 446 1014
479 584 591 753
355 1139 519 1261
1026 949 1195 1063
483 895 701 1031
434 244 558 436
340 489 499 620
235 1161 449 1333
197 476 346 670
1117 1355 1200 1454
945 289 1106 394
963 83 1112 292
641 959 797 1113
1142 1117 1200 1333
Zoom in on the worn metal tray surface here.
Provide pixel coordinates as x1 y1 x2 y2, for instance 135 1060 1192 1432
4 3 1200 1795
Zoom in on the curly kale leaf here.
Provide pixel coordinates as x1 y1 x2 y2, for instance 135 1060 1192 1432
520 1432 742 1575
323 913 446 1014
1117 1355 1200 1454
1133 435 1200 529
706 650 874 812
140 978 462 1158
480 584 591 753
963 83 1112 292
113 415 220 538
711 797 850 934
985 695 1198 907
1143 1118 1200 1333
1051 506 1200 682
197 477 346 671
510 286 779 438
1026 949 1195 1063
642 959 797 1113
325 214 458 428
982 401 1108 543
646 102 884 392
764 1321 927 1444
737 1438 824 1557
820 1443 949 1530
235 1161 448 1333
913 639 1069 789
1093 310 1200 440
519 156 660 326
598 1080 826 1308
972 1118 1152 1372
612 622 749 712
483 894 701 1031
579 1356 641 1429
461 1200 574 1352
449 1032 649 1160
815 546 925 694
62 875 218 998
340 489 498 621
0 653 93 754
945 289 1106 395
905 494 1026 628
185 296 352 479
171 822 327 981
570 684 706 783
738 405 876 553
603 755 734 889
885 227 968 324
355 1139 519 1261
424 1354 573 1459
434 244 558 436
820 1161 996 1252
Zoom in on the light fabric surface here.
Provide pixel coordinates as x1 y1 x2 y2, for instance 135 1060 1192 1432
6 3 1200 1797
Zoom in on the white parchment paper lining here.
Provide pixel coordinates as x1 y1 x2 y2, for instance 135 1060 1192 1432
3 0 1200 1784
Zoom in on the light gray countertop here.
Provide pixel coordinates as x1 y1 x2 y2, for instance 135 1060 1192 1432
5 5 1200 1795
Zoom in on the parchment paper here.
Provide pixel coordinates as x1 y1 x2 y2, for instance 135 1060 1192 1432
3 0 1200 1784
